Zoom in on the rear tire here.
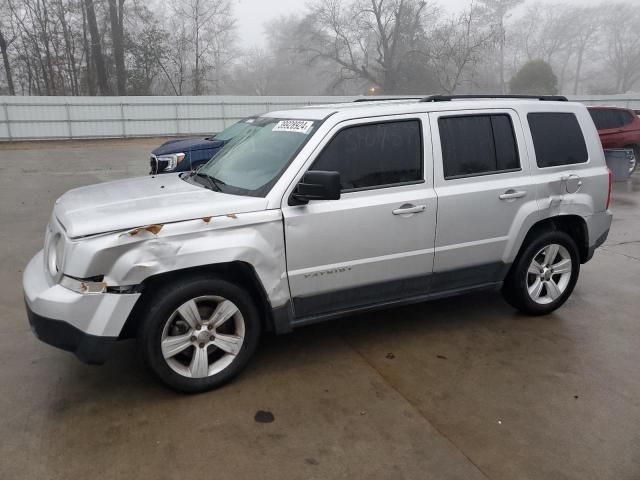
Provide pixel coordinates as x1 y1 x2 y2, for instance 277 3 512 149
138 276 261 393
631 145 639 174
502 230 580 316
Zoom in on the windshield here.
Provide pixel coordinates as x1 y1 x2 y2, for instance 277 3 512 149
196 117 318 196
214 118 258 142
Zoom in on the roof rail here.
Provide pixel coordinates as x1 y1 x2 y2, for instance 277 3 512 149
420 94 568 102
353 97 422 103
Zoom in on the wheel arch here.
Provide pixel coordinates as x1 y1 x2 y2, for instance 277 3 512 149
119 261 276 339
515 215 589 266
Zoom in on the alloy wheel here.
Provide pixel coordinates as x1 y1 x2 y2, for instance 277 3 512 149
161 296 245 378
526 244 573 305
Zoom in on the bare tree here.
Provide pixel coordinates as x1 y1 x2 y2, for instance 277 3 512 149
9 0 55 94
603 3 640 93
229 15 341 95
427 3 496 93
172 0 235 95
80 0 96 95
124 3 167 94
161 17 190 95
1 0 638 97
0 0 16 94
108 0 126 95
83 0 111 94
306 0 436 93
514 4 574 64
569 7 599 94
53 0 81 95
478 0 523 93
231 48 273 95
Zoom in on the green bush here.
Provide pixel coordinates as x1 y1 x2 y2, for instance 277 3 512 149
510 60 558 95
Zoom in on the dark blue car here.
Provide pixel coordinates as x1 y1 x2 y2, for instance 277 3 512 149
150 117 257 174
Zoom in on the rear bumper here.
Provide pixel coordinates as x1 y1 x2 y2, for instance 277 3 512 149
23 250 140 364
26 302 116 364
585 211 613 262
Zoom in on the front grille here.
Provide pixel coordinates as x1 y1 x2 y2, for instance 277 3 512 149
150 155 159 175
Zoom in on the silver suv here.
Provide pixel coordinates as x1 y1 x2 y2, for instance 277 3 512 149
23 95 613 393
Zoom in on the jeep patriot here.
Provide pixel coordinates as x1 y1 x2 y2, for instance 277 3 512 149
23 96 613 392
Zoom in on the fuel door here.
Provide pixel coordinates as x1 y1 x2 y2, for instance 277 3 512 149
562 174 583 194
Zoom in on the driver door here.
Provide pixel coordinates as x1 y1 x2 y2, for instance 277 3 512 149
281 116 437 321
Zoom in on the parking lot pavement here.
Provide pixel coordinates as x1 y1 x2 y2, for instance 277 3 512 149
1 139 639 480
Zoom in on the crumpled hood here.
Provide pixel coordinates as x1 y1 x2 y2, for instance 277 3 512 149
152 137 223 156
54 174 268 238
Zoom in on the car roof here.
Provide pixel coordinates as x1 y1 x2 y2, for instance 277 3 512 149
264 98 583 121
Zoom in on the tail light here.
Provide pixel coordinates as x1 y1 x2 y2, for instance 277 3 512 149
606 168 612 210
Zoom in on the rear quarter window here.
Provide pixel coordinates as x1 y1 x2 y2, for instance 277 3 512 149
528 112 588 168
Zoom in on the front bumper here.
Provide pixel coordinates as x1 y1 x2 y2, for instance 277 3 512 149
23 250 141 364
26 303 115 364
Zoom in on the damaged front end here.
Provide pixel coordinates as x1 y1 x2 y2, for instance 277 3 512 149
24 202 288 364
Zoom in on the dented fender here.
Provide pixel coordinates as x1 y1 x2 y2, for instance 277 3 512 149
62 210 290 308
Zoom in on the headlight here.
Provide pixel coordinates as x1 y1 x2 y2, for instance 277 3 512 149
60 275 107 294
157 153 186 172
45 231 65 281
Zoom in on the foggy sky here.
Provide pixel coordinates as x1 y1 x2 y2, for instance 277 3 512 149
234 0 607 48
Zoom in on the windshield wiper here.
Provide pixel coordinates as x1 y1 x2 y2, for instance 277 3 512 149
191 171 225 192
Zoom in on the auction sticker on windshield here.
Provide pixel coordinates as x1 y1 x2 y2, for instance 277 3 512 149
272 120 315 134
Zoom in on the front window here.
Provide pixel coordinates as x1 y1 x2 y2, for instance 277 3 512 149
311 120 423 191
194 117 318 196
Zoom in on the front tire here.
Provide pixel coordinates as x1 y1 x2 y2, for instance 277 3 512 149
138 277 261 393
502 231 580 316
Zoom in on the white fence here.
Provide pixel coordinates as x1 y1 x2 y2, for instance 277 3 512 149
0 95 639 142
0 95 355 141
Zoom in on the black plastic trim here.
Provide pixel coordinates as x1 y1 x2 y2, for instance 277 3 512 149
26 301 116 365
422 95 568 102
353 97 422 102
585 229 610 263
342 179 425 194
291 282 503 329
291 262 510 321
272 302 294 334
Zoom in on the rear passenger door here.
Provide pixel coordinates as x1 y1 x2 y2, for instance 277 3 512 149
429 109 537 291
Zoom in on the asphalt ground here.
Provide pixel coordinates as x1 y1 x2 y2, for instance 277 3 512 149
0 139 639 480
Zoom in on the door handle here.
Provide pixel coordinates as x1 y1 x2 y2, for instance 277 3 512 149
499 190 527 200
392 204 426 215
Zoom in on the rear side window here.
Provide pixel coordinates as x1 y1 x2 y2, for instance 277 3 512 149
528 112 588 168
438 114 520 179
311 120 423 191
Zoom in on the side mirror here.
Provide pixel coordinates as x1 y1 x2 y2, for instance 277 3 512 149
290 170 341 205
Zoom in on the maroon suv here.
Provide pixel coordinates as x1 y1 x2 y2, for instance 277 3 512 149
588 106 640 172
